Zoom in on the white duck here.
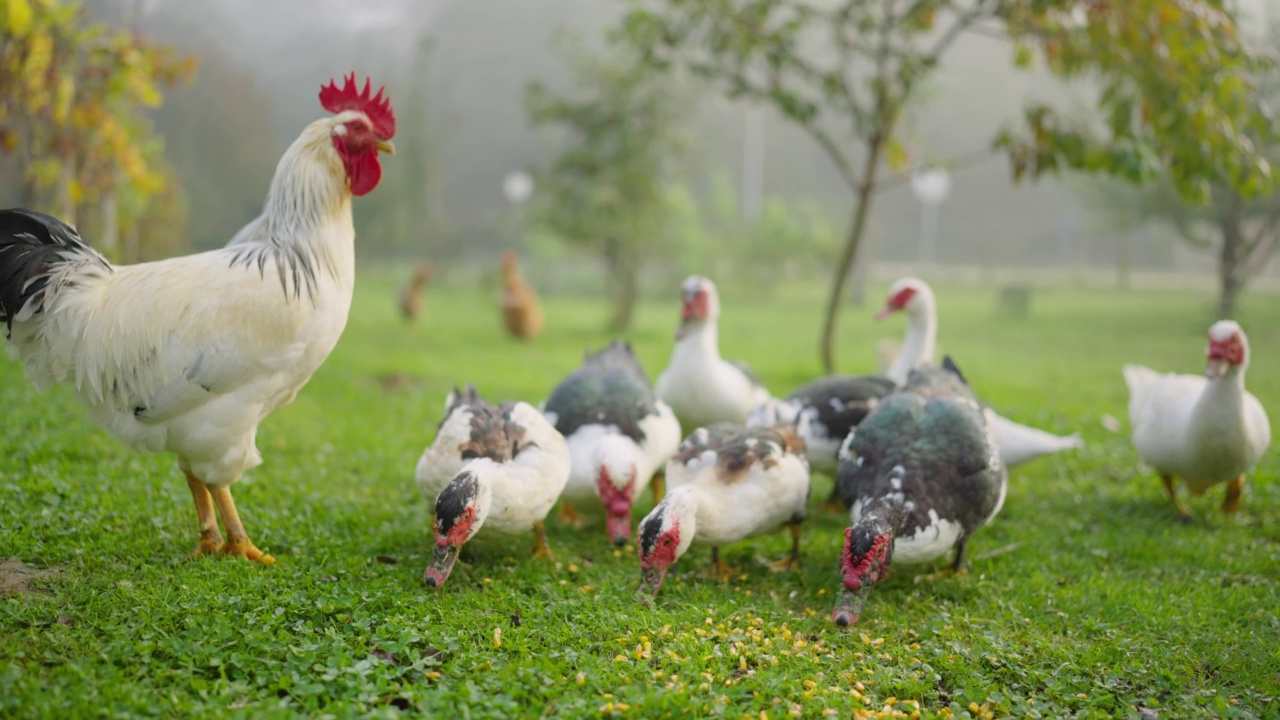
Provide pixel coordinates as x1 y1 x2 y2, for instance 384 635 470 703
1124 320 1270 519
541 340 682 546
655 276 773 431
415 386 570 587
636 424 810 597
877 278 938 386
876 277 1083 467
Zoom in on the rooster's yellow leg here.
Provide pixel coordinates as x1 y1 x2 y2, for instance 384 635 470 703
209 485 276 565
185 471 224 557
650 472 666 504
766 522 803 573
1161 474 1193 522
1222 475 1245 514
531 520 555 561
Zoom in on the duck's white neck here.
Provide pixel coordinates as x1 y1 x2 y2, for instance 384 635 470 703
662 484 703 556
674 319 722 365
1187 367 1248 446
595 434 641 490
887 295 936 384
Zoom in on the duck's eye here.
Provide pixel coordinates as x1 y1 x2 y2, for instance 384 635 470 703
662 537 672 547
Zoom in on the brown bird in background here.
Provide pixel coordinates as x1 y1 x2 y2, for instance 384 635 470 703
500 251 543 339
398 261 433 322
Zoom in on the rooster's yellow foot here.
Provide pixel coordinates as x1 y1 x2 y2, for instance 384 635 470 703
220 539 276 565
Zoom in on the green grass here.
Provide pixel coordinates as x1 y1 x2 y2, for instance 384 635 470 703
1 271 1278 719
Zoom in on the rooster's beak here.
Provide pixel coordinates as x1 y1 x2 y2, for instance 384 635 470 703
375 139 396 155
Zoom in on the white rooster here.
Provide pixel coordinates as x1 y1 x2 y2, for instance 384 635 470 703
0 73 397 564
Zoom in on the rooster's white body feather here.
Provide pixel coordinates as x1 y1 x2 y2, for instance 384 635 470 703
2 115 363 487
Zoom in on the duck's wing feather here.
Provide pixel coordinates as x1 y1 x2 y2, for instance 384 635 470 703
543 360 658 443
837 384 1004 533
787 374 896 438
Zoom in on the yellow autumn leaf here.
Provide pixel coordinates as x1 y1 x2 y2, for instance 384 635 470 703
53 74 75 124
23 30 53 84
6 0 34 37
886 138 911 174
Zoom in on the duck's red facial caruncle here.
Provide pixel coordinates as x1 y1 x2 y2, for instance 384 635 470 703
676 277 717 339
424 470 481 588
598 466 637 547
423 505 474 588
638 517 681 596
682 289 710 323
832 528 893 626
875 285 918 321
1206 331 1245 379
840 528 892 591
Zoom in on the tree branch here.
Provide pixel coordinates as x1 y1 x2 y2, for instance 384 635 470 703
922 0 1000 66
683 55 864 192
802 123 863 192
1241 212 1280 277
874 145 999 195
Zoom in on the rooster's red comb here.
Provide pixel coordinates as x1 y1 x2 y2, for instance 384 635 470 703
319 73 396 139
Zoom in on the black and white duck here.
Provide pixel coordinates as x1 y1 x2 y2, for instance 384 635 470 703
830 359 1007 626
637 423 810 597
541 341 682 546
655 276 772 430
414 386 571 587
748 375 897 511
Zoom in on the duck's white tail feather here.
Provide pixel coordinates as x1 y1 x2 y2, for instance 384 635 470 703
1122 364 1162 393
989 411 1084 468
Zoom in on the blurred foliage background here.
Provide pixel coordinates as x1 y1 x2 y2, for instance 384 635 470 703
1 0 1278 347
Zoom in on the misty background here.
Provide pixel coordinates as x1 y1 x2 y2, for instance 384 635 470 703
71 0 1280 294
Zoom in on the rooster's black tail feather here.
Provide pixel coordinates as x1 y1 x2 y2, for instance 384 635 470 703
0 208 108 334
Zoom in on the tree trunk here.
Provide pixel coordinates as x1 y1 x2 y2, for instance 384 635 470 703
1217 197 1243 319
820 137 886 374
604 235 639 332
848 248 869 306
1116 232 1131 291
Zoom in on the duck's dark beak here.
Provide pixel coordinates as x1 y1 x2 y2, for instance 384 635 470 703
423 544 460 588
831 586 871 627
606 512 632 547
640 566 668 598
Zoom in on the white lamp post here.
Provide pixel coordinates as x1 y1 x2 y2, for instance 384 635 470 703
911 166 950 266
502 170 534 206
